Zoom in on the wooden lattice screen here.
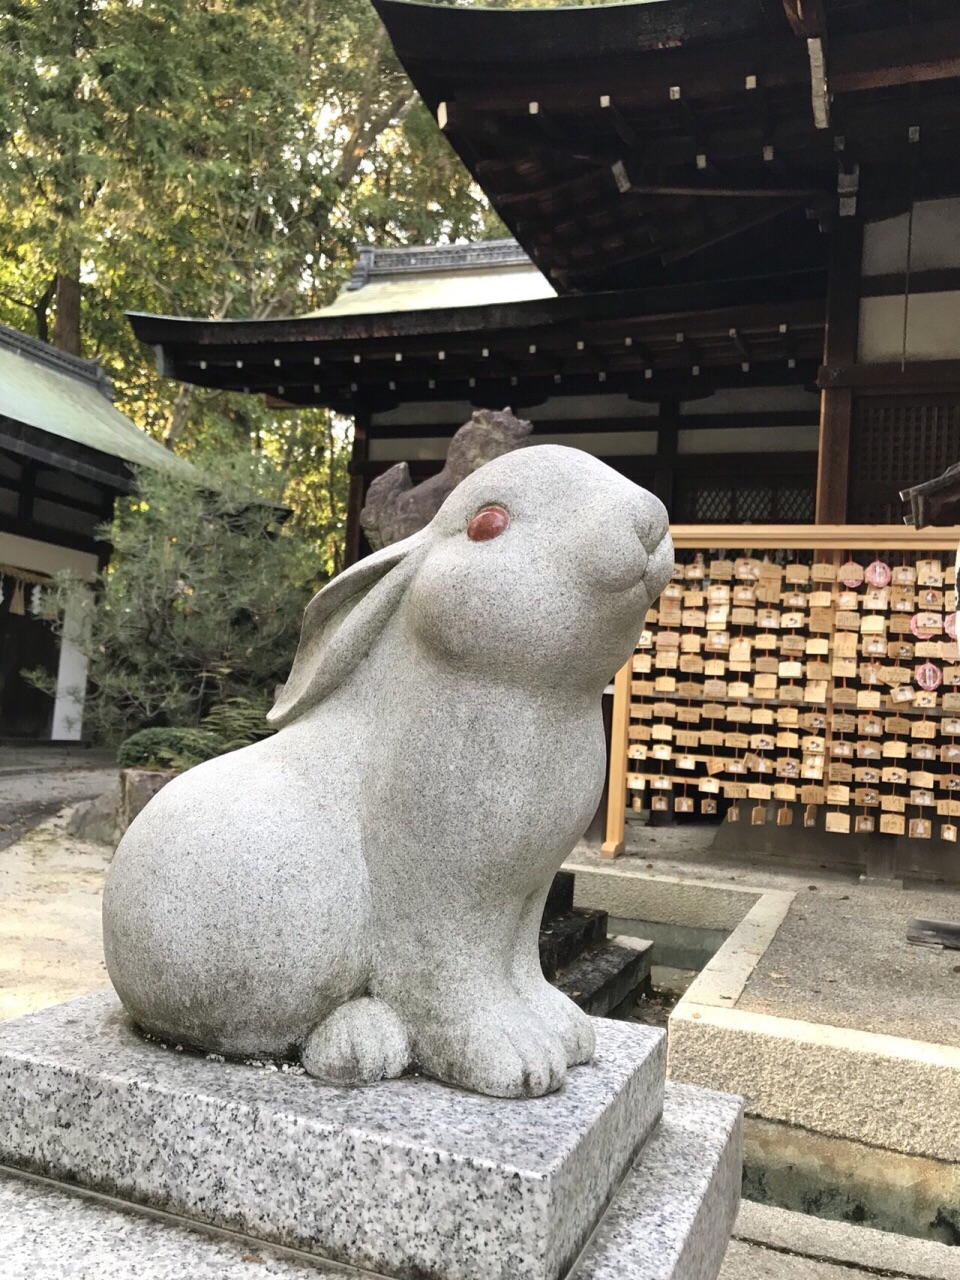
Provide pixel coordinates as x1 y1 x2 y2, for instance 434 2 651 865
850 396 960 524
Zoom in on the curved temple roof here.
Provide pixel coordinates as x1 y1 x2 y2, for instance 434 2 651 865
373 0 960 293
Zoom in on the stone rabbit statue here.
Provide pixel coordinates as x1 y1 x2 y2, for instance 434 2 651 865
103 445 672 1098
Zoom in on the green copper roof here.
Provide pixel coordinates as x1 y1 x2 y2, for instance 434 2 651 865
308 240 556 318
0 325 192 474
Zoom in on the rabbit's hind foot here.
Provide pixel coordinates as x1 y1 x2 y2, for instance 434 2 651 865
301 997 411 1085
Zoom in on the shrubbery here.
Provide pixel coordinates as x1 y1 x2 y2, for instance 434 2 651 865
32 453 321 744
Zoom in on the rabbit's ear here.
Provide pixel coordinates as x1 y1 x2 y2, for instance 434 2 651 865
267 529 427 728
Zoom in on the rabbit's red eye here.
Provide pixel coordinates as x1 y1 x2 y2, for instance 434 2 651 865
467 505 509 542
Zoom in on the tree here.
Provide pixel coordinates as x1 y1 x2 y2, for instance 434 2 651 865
0 0 504 560
39 453 322 744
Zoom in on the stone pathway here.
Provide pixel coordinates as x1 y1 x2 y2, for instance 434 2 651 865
0 746 115 852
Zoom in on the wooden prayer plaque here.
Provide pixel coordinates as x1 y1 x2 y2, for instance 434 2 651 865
776 707 800 726
880 813 906 834
909 817 933 839
774 783 798 802
881 794 906 813
856 689 882 709
804 681 828 704
681 610 706 628
709 559 734 580
810 562 836 582
825 811 851 833
654 675 677 693
809 608 834 633
727 705 752 724
675 734 700 750
785 563 811 583
776 757 800 778
699 778 721 794
855 787 880 806
888 685 914 705
674 795 695 814
832 658 857 678
882 765 907 784
808 591 833 609
944 692 960 711
651 795 671 812
827 784 851 805
728 680 750 699
679 655 704 674
855 766 881 784
910 789 935 807
780 684 804 703
755 656 780 675
754 632 778 650
703 660 727 676
833 633 858 657
939 799 960 817
942 823 959 842
776 730 800 749
881 739 907 758
800 785 826 805
701 797 718 815
676 681 701 699
752 707 775 725
724 782 748 800
857 739 882 759
832 713 856 733
730 607 757 627
830 741 854 758
627 774 646 791
701 730 725 747
855 814 876 833
911 719 937 739
651 725 673 742
805 660 831 681
782 634 806 654
748 784 773 801
682 590 706 607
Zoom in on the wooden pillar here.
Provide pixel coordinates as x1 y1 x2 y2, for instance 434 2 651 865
344 409 369 569
653 396 680 514
601 657 632 858
815 213 863 523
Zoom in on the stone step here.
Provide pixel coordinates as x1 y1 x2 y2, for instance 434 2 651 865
0 1082 741 1280
544 868 575 918
538 907 609 979
556 939 653 1019
0 992 666 1280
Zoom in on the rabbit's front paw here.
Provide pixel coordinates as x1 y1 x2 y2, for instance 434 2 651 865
415 1001 566 1098
302 997 411 1084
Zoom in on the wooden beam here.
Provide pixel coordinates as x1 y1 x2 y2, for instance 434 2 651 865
781 0 823 39
344 409 369 567
669 522 960 550
815 212 862 523
818 361 960 392
601 657 632 858
653 396 680 513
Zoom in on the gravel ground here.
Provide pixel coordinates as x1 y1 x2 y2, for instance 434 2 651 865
0 808 112 1021
0 747 116 853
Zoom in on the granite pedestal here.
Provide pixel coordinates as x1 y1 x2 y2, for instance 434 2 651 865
0 993 741 1280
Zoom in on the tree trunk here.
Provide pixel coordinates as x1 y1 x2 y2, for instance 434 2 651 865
53 271 82 356
164 384 194 449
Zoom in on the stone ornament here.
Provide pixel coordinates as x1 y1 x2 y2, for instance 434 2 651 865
103 446 673 1098
360 406 531 549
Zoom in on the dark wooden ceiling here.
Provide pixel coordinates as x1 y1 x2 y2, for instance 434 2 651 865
373 0 960 293
130 273 825 416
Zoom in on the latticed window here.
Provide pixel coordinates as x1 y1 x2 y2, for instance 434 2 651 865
674 455 816 524
850 396 960 523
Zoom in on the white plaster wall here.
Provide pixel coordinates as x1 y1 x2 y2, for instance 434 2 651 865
862 197 960 276
677 425 819 454
369 428 658 463
679 386 821 415
370 393 659 428
858 291 960 362
0 533 96 742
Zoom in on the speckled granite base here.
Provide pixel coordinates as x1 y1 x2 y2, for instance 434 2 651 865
0 992 665 1280
0 1083 740 1280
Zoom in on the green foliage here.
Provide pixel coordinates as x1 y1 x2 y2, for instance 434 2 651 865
201 695 275 754
116 726 221 771
0 0 504 558
41 452 320 744
117 694 276 770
